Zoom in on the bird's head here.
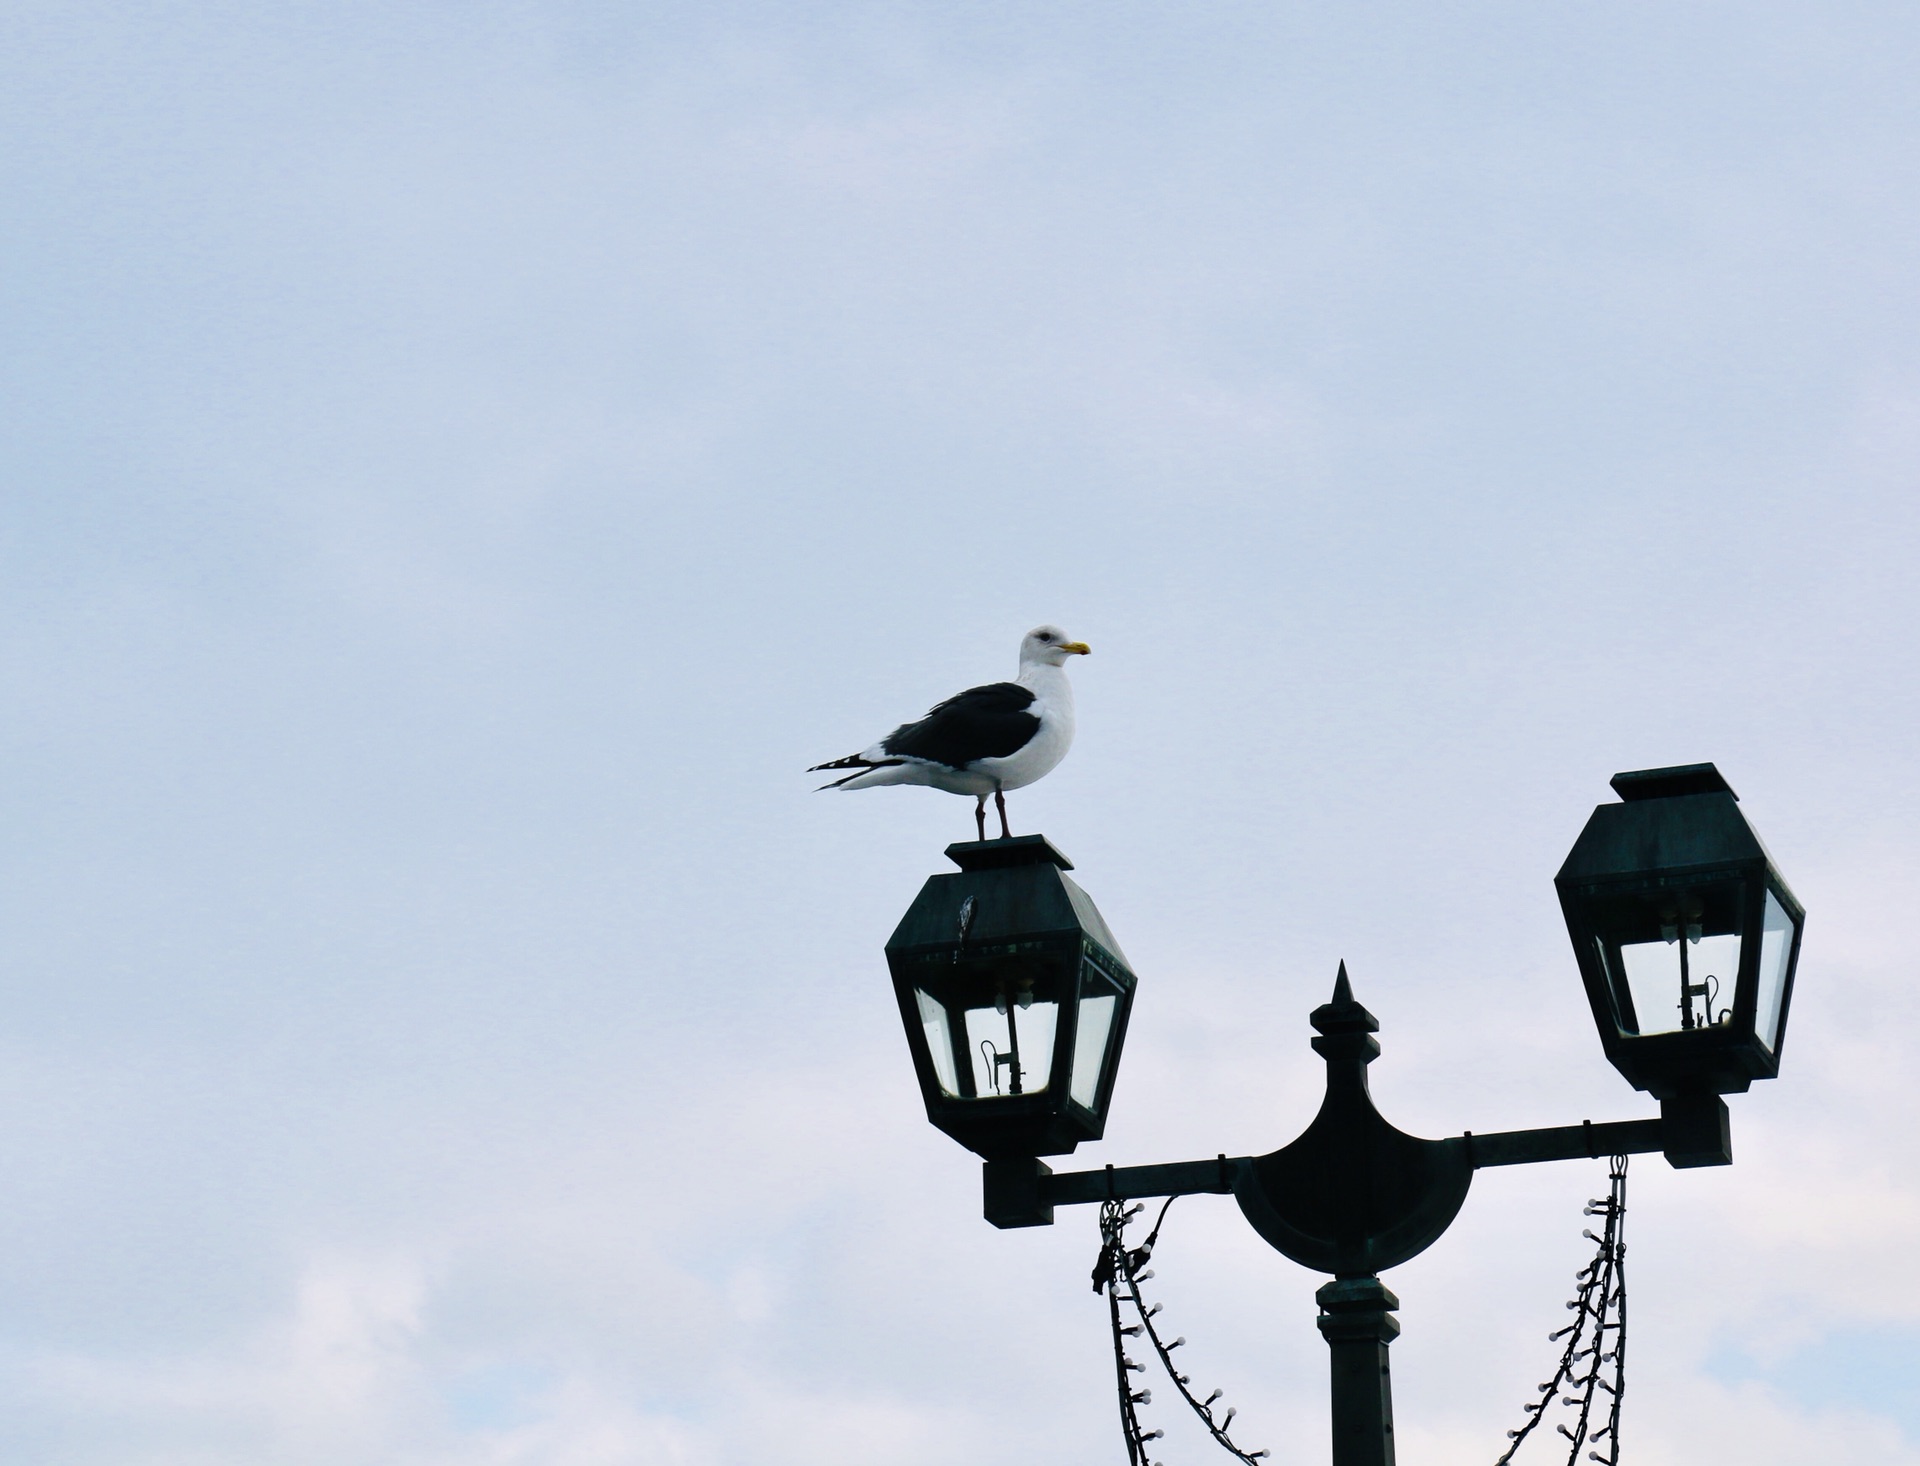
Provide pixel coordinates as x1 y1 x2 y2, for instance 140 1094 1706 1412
1021 625 1091 667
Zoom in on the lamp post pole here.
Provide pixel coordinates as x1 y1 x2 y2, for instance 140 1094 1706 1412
1317 1278 1399 1466
1307 972 1401 1466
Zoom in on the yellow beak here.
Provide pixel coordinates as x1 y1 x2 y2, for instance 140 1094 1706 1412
1061 641 1091 655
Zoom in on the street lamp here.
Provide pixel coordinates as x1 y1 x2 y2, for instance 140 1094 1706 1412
886 834 1137 1160
1556 763 1805 1100
882 765 1806 1466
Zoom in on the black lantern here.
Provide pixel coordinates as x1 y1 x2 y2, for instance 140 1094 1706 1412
886 836 1137 1158
1556 763 1805 1100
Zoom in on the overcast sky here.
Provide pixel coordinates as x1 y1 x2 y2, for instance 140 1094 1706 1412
3 3 1918 1463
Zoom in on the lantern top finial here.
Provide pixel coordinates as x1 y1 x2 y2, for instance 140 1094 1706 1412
1609 763 1737 802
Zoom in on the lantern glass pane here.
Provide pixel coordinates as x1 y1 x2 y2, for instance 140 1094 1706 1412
914 989 961 1097
963 998 1058 1097
1070 993 1117 1109
1617 930 1742 1034
1756 891 1794 1052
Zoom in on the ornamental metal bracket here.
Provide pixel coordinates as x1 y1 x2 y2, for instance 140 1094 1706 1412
981 963 1730 1252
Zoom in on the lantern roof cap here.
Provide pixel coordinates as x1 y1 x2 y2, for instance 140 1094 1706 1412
1610 763 1737 802
944 835 1074 872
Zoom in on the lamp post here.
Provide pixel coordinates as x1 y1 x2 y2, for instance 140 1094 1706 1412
884 765 1806 1466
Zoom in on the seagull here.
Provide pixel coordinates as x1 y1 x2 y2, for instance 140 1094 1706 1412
810 625 1091 841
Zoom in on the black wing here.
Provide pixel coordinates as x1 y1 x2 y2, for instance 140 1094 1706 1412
881 681 1039 770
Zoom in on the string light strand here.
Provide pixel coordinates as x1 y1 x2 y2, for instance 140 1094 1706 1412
1095 1198 1273 1465
1494 1156 1629 1466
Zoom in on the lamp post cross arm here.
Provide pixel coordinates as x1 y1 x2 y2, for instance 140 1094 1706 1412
981 1094 1729 1230
1463 1117 1662 1167
984 1154 1245 1229
1464 1094 1732 1171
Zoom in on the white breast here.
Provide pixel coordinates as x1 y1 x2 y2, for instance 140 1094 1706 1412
973 664 1075 792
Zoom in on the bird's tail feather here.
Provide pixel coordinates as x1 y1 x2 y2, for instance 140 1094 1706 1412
809 754 904 790
807 753 873 772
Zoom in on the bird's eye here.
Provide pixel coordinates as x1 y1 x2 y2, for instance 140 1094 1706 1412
1036 631 1053 642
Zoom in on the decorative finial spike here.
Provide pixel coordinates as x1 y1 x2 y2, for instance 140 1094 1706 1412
1311 959 1379 1039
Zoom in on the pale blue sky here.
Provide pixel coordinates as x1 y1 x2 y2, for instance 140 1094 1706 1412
3 4 1917 1462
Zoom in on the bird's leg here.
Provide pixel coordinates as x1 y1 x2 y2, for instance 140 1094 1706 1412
974 795 987 842
994 788 1012 840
